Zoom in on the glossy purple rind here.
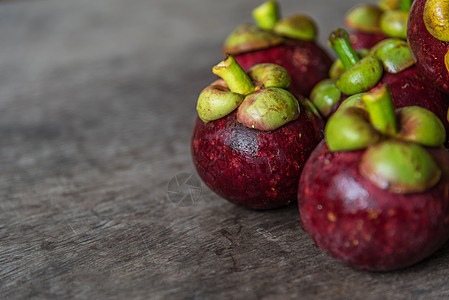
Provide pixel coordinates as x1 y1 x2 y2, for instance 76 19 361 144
192 100 324 210
298 140 449 271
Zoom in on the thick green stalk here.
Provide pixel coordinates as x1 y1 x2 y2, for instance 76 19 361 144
362 85 398 136
212 55 255 95
328 29 360 70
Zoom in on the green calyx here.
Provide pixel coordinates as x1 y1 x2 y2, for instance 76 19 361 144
346 0 411 38
253 0 317 40
338 93 367 111
396 106 446 147
359 140 442 193
321 37 412 114
197 84 245 123
378 0 399 11
424 0 449 42
237 87 300 131
325 85 445 193
247 63 291 89
380 10 408 39
252 1 280 30
325 105 382 151
223 24 284 55
345 0 413 34
316 32 414 124
224 1 319 54
329 60 344 80
370 39 414 73
329 49 369 79
379 0 412 12
309 79 341 117
327 86 447 149
273 14 317 41
345 4 383 33
336 55 383 95
329 29 383 95
197 56 299 130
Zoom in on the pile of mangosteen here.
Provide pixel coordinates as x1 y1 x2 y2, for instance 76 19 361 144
190 0 449 271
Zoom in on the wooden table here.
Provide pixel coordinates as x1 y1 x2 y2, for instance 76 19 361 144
2 0 449 299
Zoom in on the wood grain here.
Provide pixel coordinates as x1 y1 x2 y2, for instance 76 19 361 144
1 0 449 299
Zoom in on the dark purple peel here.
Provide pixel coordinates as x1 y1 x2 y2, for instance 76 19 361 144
298 140 449 271
192 100 324 210
299 85 449 271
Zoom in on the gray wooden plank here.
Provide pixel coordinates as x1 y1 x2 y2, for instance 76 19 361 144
1 0 449 299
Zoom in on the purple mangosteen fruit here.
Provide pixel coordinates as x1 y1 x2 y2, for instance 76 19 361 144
407 0 449 94
309 28 449 134
298 85 449 271
344 0 412 49
223 1 332 97
191 55 324 209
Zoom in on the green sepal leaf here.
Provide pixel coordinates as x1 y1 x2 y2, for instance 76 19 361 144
197 84 245 122
359 140 442 193
371 39 415 73
336 55 383 95
237 87 300 131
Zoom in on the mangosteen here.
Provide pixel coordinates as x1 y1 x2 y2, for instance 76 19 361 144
191 55 324 209
407 0 449 94
298 85 449 271
309 28 449 135
344 0 412 49
222 1 332 97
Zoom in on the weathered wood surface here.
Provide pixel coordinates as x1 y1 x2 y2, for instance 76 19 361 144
1 0 449 299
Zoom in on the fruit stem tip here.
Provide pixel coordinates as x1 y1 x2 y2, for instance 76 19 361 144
212 55 255 95
362 85 398 136
328 28 360 70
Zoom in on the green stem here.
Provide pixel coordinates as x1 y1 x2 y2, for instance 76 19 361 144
362 85 398 136
212 55 255 95
399 0 413 12
328 28 360 70
252 1 280 30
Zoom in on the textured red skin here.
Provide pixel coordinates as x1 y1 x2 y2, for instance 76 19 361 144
233 39 333 97
328 67 449 134
408 0 449 94
298 140 449 271
349 31 388 50
191 100 324 210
